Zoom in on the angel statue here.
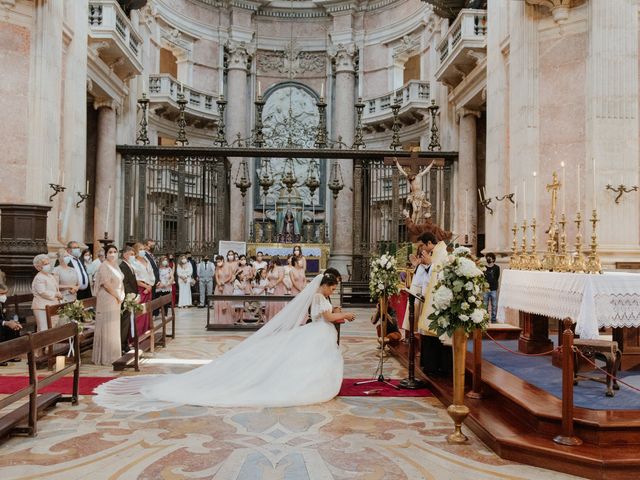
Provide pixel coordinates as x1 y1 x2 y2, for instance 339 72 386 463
395 158 433 225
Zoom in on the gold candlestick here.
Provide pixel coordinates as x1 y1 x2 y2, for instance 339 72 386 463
542 172 561 271
572 211 587 272
509 222 520 269
585 209 602 274
529 218 542 270
556 214 571 272
520 219 529 270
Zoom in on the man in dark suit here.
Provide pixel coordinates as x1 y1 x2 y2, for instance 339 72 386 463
119 246 139 353
66 241 92 299
185 251 198 305
143 238 160 296
0 278 22 365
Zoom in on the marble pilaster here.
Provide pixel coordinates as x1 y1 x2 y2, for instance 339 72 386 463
456 109 479 250
330 43 356 272
226 40 251 241
93 100 117 248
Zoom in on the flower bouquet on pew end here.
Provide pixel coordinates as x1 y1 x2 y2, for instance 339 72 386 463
122 293 144 315
58 300 95 332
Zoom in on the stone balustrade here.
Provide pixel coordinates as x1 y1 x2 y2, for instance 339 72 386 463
148 74 219 125
362 80 430 129
435 9 487 88
88 0 143 79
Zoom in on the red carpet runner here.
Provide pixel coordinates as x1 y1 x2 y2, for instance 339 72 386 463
0 376 115 396
339 378 432 397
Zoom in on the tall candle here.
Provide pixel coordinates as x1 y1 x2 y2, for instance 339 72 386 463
533 171 537 219
514 185 518 223
320 82 324 98
129 196 134 234
592 157 596 209
86 180 90 195
142 77 147 94
258 81 262 97
105 187 111 234
442 200 446 229
577 164 581 210
60 172 65 187
478 187 483 202
522 178 526 221
561 161 566 213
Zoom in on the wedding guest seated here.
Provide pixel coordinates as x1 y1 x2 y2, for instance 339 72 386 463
53 248 79 303
0 279 22 366
31 254 62 332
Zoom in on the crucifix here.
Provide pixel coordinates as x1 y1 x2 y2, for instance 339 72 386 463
546 171 561 226
384 154 444 224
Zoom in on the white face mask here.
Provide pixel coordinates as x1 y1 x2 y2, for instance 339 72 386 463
71 248 81 258
107 252 118 261
42 264 53 274
0 295 6 303
181 259 187 264
84 255 92 262
162 261 169 267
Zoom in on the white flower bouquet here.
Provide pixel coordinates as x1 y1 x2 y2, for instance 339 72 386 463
58 299 95 332
121 292 144 315
369 253 401 301
427 246 490 336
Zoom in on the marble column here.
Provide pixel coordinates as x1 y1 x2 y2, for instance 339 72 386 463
456 109 479 251
93 100 117 248
225 41 251 241
330 43 356 273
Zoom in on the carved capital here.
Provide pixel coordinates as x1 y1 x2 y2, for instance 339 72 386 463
525 0 573 24
226 40 254 72
456 107 482 122
93 98 117 111
329 43 357 74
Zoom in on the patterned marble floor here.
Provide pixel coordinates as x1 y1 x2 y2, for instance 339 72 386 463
0 307 584 480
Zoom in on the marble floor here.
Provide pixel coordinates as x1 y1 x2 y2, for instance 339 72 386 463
0 307 584 480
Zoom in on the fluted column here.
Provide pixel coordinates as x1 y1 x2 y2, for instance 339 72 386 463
456 109 480 251
93 99 117 246
330 43 356 272
225 41 251 241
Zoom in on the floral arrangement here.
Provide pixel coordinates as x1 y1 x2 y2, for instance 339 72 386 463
121 292 144 314
369 253 401 301
428 246 490 337
58 300 95 326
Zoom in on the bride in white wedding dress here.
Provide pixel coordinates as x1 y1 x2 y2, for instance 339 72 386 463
94 273 355 411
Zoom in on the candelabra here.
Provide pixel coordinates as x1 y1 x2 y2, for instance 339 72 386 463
75 192 90 208
48 183 66 202
509 222 520 269
605 183 638 204
175 92 189 146
427 100 441 152
520 219 529 270
389 102 402 150
585 209 602 274
480 197 494 215
528 218 542 270
136 93 150 145
556 214 572 272
281 158 298 195
214 95 228 146
314 97 328 149
572 211 587 273
328 160 345 200
352 97 366 150
252 95 266 148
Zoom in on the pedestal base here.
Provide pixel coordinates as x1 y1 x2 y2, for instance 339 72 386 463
398 378 425 390
518 311 554 354
446 404 470 444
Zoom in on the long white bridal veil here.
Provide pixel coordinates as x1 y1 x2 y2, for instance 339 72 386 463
94 274 324 411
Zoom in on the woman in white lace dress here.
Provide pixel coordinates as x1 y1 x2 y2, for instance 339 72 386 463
94 273 354 410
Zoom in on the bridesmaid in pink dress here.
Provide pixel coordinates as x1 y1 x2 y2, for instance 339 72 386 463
214 256 234 324
265 257 286 321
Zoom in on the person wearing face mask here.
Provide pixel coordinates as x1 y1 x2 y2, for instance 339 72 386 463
31 254 63 332
483 253 500 323
238 255 253 281
119 246 139 353
214 255 234 323
254 252 267 272
177 255 193 308
0 279 22 365
92 245 125 366
157 256 174 298
85 248 104 291
63 241 92 300
184 251 198 305
143 238 161 299
53 248 80 303
197 255 214 308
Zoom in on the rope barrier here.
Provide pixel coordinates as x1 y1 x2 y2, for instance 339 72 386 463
484 331 560 357
572 346 640 394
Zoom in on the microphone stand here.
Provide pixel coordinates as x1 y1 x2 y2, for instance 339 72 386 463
399 288 426 389
355 295 400 390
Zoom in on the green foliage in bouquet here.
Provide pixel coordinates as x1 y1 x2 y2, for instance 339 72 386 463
122 292 144 314
58 300 95 331
428 246 490 337
369 253 401 301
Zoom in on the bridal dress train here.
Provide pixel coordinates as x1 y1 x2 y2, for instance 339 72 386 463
94 275 343 410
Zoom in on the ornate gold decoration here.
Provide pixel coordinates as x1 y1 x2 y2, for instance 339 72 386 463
509 222 520 269
528 218 542 270
447 328 469 444
572 211 586 272
585 209 602 274
520 219 529 270
556 214 572 272
542 172 560 271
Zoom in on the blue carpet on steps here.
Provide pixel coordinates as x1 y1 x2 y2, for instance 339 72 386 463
472 339 640 411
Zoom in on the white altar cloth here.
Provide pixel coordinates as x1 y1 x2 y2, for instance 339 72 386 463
497 270 640 339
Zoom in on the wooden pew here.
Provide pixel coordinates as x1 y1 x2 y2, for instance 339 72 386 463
43 297 96 369
0 323 79 441
113 294 175 372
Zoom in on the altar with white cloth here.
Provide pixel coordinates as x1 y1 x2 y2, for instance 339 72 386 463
498 269 640 369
